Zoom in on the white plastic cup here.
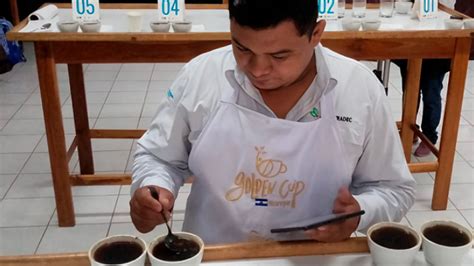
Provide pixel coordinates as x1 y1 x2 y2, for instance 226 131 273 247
395 0 413 14
352 0 367 18
148 232 204 266
88 235 147 266
367 222 422 266
379 0 394 17
421 220 473 266
127 11 143 32
338 0 346 18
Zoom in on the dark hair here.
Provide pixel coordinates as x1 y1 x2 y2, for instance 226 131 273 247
229 0 318 37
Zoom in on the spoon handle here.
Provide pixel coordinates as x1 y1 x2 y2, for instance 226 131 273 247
148 186 159 201
147 186 173 233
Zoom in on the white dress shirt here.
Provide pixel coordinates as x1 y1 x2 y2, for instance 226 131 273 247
132 44 416 234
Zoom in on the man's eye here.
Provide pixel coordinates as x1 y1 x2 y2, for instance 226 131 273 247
237 46 248 52
272 55 287 60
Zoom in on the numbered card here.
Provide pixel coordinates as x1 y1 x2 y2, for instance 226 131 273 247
318 0 338 20
419 0 438 19
157 0 186 22
72 0 100 21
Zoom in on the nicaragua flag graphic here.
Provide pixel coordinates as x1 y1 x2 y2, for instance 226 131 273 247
255 198 268 207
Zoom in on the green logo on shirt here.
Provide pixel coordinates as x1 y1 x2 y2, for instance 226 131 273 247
310 107 319 118
167 89 174 99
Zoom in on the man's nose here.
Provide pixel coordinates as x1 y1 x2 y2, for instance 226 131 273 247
248 55 272 78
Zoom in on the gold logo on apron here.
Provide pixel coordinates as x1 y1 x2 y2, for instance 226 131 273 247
255 146 287 178
225 146 305 208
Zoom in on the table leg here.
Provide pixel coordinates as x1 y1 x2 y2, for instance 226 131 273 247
432 38 471 210
68 64 94 175
35 42 75 226
400 58 422 163
9 0 20 25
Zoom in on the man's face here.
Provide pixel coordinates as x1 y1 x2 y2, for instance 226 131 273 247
230 19 324 90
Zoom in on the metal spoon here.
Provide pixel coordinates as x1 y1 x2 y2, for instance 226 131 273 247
147 186 180 252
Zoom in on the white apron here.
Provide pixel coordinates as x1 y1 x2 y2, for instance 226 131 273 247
184 73 351 244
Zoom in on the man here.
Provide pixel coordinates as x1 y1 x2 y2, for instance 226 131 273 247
130 0 415 244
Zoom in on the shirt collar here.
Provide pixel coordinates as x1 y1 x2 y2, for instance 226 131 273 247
314 44 338 95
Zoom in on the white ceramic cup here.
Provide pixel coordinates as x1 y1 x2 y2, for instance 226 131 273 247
150 21 171 32
148 232 204 266
79 20 101 33
361 18 381 31
341 18 361 31
88 235 147 266
421 220 473 266
127 11 143 32
171 21 192 33
464 18 474 29
444 19 464 29
367 222 422 266
56 20 79 32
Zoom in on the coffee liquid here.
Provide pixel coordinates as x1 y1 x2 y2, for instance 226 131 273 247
370 227 418 249
152 239 200 261
423 225 470 247
93 241 143 264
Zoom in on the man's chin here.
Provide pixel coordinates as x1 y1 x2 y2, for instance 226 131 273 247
250 81 279 91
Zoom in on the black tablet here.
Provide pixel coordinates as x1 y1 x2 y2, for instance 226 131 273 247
270 210 365 233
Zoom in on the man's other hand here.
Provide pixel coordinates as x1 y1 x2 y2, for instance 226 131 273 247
305 187 361 242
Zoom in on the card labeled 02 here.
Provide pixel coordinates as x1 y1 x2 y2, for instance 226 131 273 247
318 0 338 20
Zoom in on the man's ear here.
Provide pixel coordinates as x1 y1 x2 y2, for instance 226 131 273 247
310 20 326 46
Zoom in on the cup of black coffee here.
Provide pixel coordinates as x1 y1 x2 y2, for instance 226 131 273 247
367 222 422 266
148 232 204 266
88 235 147 266
421 220 473 266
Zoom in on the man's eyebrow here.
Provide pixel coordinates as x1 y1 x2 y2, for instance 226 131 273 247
269 49 292 55
232 37 249 50
232 37 293 55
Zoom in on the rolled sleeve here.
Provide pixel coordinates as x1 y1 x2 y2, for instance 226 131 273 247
350 85 416 233
131 67 192 197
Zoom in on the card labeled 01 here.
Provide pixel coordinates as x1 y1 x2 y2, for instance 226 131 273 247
418 0 438 20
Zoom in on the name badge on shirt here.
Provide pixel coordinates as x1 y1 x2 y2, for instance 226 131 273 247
72 0 100 21
318 0 338 20
157 0 186 22
418 0 438 19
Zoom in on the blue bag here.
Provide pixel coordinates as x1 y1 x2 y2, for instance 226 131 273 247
0 17 26 73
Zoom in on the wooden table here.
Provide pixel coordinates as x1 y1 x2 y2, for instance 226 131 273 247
7 3 473 226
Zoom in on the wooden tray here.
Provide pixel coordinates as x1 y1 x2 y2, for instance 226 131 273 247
0 237 368 265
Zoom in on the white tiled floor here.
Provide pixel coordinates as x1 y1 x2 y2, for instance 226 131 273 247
0 43 473 256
